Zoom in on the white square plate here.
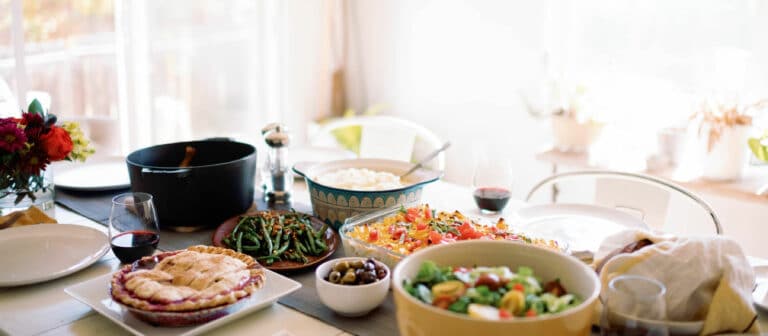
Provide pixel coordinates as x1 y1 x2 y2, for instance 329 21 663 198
65 269 301 336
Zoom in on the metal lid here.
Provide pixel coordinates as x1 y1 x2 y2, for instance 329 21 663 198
262 123 290 147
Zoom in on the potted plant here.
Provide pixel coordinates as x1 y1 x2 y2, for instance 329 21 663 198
690 99 767 181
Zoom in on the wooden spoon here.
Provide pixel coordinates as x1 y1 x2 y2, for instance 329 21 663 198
179 146 196 167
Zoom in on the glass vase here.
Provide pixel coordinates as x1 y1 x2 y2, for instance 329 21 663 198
0 169 55 216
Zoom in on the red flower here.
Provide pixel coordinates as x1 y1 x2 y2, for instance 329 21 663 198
18 148 50 174
20 113 45 140
0 120 27 153
39 126 73 161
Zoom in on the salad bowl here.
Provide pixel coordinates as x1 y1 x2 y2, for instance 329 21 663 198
392 240 600 336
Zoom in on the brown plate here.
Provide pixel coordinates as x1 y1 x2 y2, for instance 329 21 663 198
212 210 339 272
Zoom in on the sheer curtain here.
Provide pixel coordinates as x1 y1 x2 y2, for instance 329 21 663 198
0 0 338 157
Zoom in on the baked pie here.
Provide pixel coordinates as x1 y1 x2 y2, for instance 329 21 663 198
110 245 266 315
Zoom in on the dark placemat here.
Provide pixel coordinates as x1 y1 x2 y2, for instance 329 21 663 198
54 190 399 336
54 187 127 224
276 248 400 336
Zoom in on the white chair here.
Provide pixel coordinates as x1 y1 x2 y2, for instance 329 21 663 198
525 170 722 235
309 116 446 171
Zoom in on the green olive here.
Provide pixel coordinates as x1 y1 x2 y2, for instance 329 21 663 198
349 260 364 269
341 269 357 284
333 261 350 273
328 271 341 283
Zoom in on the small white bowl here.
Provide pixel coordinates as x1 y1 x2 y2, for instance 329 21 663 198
315 257 391 317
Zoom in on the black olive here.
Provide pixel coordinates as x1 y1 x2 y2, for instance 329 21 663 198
376 269 387 279
364 261 376 271
355 268 365 278
361 270 377 283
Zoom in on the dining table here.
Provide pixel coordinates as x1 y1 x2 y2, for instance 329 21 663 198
2 179 768 336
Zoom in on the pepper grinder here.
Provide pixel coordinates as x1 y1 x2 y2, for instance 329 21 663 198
262 123 292 203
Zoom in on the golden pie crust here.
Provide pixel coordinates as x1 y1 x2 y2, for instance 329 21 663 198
110 245 265 312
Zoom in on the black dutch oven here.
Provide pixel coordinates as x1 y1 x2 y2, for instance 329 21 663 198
126 140 256 231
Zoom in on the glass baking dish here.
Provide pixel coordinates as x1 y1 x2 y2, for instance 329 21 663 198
339 204 568 269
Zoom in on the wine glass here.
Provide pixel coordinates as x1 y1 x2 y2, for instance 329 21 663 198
109 192 160 264
472 145 514 215
601 275 669 336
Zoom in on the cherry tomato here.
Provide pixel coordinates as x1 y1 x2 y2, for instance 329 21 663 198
432 295 456 309
498 308 512 319
424 205 432 219
387 225 395 234
513 283 525 292
525 308 537 317
416 222 428 230
368 229 379 242
392 228 407 240
405 208 420 222
428 230 442 245
475 273 502 291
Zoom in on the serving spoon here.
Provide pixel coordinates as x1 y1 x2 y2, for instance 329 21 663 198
401 142 451 179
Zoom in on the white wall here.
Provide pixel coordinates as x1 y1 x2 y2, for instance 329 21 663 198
345 0 557 196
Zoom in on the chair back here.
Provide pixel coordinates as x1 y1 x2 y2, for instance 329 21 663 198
525 170 722 235
309 116 445 171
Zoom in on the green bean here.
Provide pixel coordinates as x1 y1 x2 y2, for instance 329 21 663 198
236 232 244 253
307 229 318 254
260 218 273 253
273 240 290 256
315 223 328 239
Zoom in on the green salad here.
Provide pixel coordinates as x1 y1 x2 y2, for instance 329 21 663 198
403 261 581 319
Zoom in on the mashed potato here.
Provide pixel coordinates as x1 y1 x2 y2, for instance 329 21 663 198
315 168 403 190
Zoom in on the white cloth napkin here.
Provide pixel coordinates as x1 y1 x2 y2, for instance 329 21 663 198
593 229 759 335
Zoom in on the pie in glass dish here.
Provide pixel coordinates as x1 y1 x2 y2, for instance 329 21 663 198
110 245 266 326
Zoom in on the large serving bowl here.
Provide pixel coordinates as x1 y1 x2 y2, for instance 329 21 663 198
392 240 601 336
292 159 441 229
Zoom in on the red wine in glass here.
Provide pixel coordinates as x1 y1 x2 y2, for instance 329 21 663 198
473 187 511 213
111 230 159 264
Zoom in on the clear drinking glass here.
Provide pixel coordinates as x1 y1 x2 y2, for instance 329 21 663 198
601 275 669 336
472 145 514 215
109 192 160 264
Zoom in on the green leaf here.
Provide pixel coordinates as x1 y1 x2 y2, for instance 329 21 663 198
749 137 768 162
27 99 45 116
415 260 441 283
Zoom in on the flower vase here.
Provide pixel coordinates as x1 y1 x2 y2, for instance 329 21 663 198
700 124 751 181
0 169 55 216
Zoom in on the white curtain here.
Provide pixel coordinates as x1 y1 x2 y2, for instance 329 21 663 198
1 0 338 158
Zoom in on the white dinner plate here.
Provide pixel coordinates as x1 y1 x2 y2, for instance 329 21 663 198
515 203 649 253
65 269 301 336
53 156 130 191
0 224 109 287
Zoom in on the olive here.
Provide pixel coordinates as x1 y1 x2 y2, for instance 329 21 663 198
360 270 377 284
341 269 357 284
364 261 376 271
350 260 365 269
328 271 342 284
475 273 502 291
376 269 387 279
332 261 350 273
355 268 365 278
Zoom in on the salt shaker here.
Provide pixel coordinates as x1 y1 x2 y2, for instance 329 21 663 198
262 123 292 203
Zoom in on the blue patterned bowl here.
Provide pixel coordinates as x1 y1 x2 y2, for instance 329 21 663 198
292 159 442 230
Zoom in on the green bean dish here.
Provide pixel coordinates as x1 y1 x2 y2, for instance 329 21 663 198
221 210 331 266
